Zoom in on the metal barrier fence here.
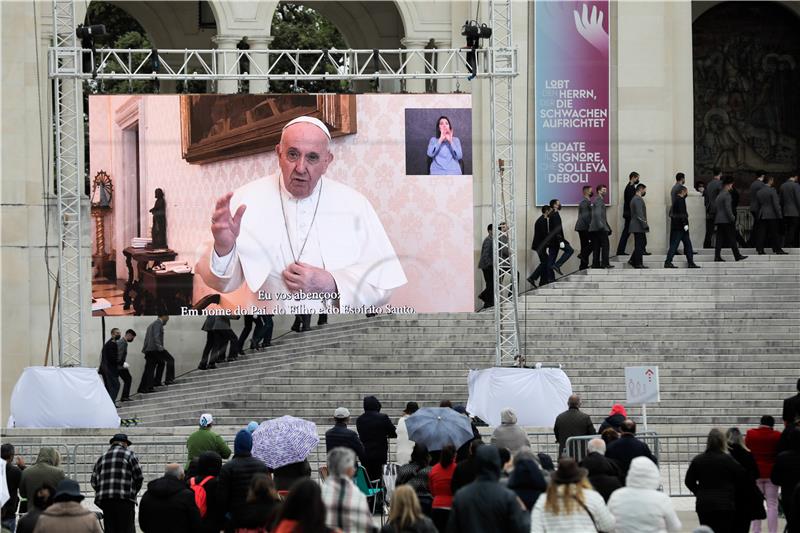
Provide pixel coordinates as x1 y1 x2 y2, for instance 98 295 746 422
565 433 708 497
4 444 74 480
5 431 706 498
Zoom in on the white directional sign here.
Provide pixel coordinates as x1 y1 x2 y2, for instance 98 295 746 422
624 366 660 405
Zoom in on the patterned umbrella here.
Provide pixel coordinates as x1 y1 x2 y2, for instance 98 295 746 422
404 407 475 451
251 415 319 469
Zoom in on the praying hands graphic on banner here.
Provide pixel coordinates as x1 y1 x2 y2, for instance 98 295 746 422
573 4 609 57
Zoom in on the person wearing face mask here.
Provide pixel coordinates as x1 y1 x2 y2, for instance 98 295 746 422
629 184 649 269
616 171 639 255
197 116 408 315
665 185 700 269
574 186 594 270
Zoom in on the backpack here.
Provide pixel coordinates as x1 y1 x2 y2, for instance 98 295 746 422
189 476 214 518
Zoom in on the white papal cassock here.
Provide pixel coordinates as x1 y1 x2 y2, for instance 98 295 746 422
195 174 407 314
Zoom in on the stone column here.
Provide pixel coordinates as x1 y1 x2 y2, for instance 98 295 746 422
212 35 240 94
434 39 452 93
401 37 429 93
248 36 273 94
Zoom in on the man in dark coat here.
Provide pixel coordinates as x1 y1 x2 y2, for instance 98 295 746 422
574 186 594 270
773 429 800 530
355 396 396 481
703 168 723 248
616 171 639 255
528 206 556 287
548 199 573 276
784 379 800 427
590 184 614 268
218 429 269 528
138 464 201 533
780 172 800 248
478 224 495 308
605 419 657 481
1 444 23 532
756 175 787 254
451 439 485 495
628 184 649 268
748 170 766 246
446 446 529 533
686 429 749 533
665 185 699 268
715 177 748 262
116 329 136 402
325 407 366 465
553 395 595 455
100 328 121 401
580 438 622 501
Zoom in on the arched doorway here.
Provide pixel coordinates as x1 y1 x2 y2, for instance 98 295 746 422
693 1 800 196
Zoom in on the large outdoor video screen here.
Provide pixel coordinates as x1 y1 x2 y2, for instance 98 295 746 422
89 94 474 316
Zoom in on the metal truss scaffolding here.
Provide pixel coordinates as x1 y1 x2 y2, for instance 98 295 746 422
489 1 522 365
49 0 520 368
52 0 84 367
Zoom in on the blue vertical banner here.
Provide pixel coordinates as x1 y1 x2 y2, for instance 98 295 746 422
535 1 611 206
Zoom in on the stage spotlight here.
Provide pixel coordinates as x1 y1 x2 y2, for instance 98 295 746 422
461 20 492 80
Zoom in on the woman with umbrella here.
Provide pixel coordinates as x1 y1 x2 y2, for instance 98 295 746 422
251 416 318 491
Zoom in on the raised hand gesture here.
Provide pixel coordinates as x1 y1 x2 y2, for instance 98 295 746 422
211 192 247 256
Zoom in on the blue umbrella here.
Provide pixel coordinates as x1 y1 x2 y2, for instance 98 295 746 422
404 407 475 451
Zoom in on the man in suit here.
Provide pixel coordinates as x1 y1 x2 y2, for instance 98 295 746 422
590 185 614 268
138 315 173 394
715 177 748 262
629 184 649 269
665 185 700 268
748 170 766 246
116 329 136 402
780 172 800 248
548 199 573 276
616 171 639 255
529 206 556 286
669 173 687 256
478 224 495 308
756 175 787 255
783 379 800 427
703 168 723 248
574 186 593 270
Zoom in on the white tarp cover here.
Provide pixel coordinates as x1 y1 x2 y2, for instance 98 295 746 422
8 367 120 428
467 367 573 427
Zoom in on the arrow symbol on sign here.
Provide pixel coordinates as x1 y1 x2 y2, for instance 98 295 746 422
645 368 654 382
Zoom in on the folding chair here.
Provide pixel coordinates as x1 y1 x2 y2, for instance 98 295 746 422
354 465 385 525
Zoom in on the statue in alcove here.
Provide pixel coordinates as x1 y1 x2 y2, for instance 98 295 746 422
150 188 167 249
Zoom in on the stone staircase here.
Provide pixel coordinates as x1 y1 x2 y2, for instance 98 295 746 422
106 248 800 431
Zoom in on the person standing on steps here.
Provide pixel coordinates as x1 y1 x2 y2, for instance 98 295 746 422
186 413 232 470
138 314 174 394
478 224 495 308
755 175 787 255
574 185 594 270
748 170 766 247
703 168 723 248
590 184 615 269
616 171 639 255
665 185 700 269
715 177 748 262
779 172 800 248
629 184 649 269
548 199 574 276
529 206 556 288
116 329 136 402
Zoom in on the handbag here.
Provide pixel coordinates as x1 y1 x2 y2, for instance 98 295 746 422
573 496 609 533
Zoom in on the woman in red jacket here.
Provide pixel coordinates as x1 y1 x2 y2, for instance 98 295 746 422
745 415 783 533
428 444 456 533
